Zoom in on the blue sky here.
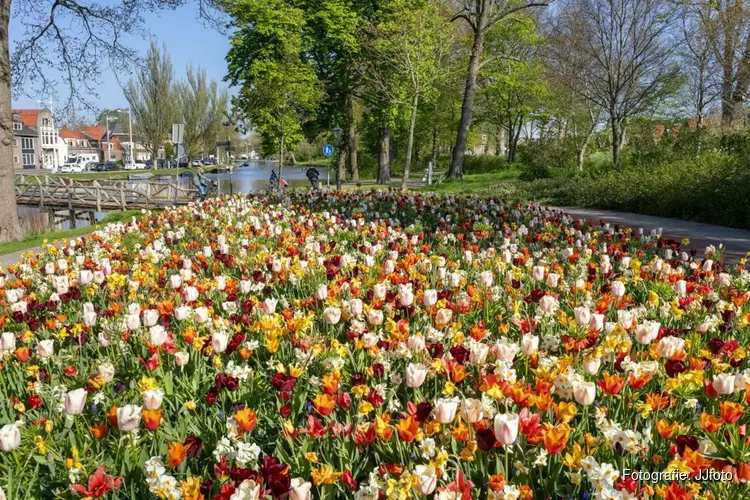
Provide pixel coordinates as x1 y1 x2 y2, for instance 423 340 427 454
9 5 233 117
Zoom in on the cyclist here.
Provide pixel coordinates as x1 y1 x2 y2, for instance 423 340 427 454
306 167 320 191
190 167 211 198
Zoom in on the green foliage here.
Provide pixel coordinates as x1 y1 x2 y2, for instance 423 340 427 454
462 155 512 174
224 0 322 159
177 67 229 159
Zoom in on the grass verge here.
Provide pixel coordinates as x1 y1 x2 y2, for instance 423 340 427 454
0 210 144 256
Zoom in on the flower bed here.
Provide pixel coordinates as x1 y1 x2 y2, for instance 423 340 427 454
0 191 748 500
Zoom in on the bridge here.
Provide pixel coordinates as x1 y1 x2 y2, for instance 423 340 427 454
14 175 199 228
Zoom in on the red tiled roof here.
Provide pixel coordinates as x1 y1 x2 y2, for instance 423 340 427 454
59 127 86 140
12 109 41 127
82 125 106 140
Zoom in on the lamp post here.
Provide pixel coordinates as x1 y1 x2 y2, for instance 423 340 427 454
333 124 343 190
115 108 133 165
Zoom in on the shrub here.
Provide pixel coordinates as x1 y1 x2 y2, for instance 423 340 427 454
463 155 511 174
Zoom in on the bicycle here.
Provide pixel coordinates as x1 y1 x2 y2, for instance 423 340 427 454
197 180 219 201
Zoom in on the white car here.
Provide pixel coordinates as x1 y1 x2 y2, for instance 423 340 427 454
60 163 85 173
124 162 147 170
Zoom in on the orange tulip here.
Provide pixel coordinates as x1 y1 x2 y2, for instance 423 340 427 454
395 416 419 442
656 419 678 439
234 408 258 433
88 423 108 440
142 409 163 431
700 412 723 433
167 441 189 468
664 483 694 500
321 371 341 395
720 401 744 424
553 402 578 424
312 393 336 416
543 422 571 454
597 372 625 395
451 421 469 442
107 405 119 427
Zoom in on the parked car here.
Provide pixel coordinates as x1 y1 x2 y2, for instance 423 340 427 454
202 158 217 166
60 162 85 173
95 162 118 172
85 161 99 171
123 162 147 170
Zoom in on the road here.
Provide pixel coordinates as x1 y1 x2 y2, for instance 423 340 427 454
548 206 750 264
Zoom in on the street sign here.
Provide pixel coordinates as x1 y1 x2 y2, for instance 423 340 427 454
322 144 334 157
171 124 184 145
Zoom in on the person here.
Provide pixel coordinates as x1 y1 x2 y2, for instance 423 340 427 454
269 169 279 185
306 167 320 191
280 177 289 193
191 167 211 198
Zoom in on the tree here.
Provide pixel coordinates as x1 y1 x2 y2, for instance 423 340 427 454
699 1 750 129
224 0 322 177
478 13 547 163
2 0 209 241
177 66 228 160
555 0 679 172
447 0 549 179
124 42 178 162
680 2 720 154
96 109 131 127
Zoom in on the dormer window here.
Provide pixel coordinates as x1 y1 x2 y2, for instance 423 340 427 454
13 122 21 130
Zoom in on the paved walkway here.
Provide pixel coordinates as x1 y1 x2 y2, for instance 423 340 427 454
548 206 750 264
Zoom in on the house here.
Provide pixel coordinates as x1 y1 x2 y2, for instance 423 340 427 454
59 127 99 158
12 108 67 169
108 121 150 162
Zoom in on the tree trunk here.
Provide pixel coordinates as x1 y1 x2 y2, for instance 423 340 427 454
401 93 419 190
289 152 296 166
346 92 359 182
0 0 21 242
278 134 284 180
495 126 506 156
611 117 623 172
577 111 598 171
449 30 485 179
336 135 346 189
378 126 391 185
431 122 439 171
696 112 704 157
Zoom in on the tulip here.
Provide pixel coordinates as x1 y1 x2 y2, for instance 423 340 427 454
36 339 54 358
125 314 141 331
657 336 685 358
712 373 736 395
469 342 490 364
98 361 115 383
373 283 386 300
413 465 437 495
435 308 453 328
617 310 634 329
406 363 428 388
183 287 199 303
574 307 591 326
545 273 559 288
450 272 462 288
494 412 520 445
423 289 438 308
398 284 414 307
98 331 110 347
64 388 88 415
460 398 484 423
408 335 425 352
290 478 312 500
261 298 278 315
612 281 626 297
348 299 363 317
532 266 545 281
538 295 559 314
583 357 601 375
170 275 182 289
233 479 261 500
367 309 383 326
573 382 596 406
79 270 93 285
478 271 493 287
0 424 21 451
116 405 142 432
175 306 191 321
83 311 97 328
315 284 328 301
674 280 687 295
434 398 459 424
384 260 395 274
194 307 210 324
521 335 539 356
143 389 164 410
635 321 660 345
588 314 605 332
174 351 190 367
142 309 159 327
212 331 229 354
149 325 168 347
1 332 15 351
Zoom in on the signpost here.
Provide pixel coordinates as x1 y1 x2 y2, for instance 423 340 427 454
172 124 184 169
322 144 334 157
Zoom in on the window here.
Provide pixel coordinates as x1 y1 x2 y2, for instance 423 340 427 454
13 156 18 164
22 153 35 166
21 137 34 149
43 118 49 127
13 138 17 146
68 140 74 146
12 122 21 130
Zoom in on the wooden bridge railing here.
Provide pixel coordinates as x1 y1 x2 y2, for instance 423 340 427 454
14 175 198 211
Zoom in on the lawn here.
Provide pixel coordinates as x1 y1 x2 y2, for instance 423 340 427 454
0 210 144 256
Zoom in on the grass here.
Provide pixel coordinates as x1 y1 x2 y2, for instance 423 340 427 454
16 168 191 180
0 210 145 256
420 169 523 195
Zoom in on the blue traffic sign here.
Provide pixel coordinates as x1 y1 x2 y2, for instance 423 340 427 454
322 144 334 157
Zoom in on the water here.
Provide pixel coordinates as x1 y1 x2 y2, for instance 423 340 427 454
19 161 329 232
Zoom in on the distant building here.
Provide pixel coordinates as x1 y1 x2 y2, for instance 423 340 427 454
108 121 150 162
12 108 67 169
